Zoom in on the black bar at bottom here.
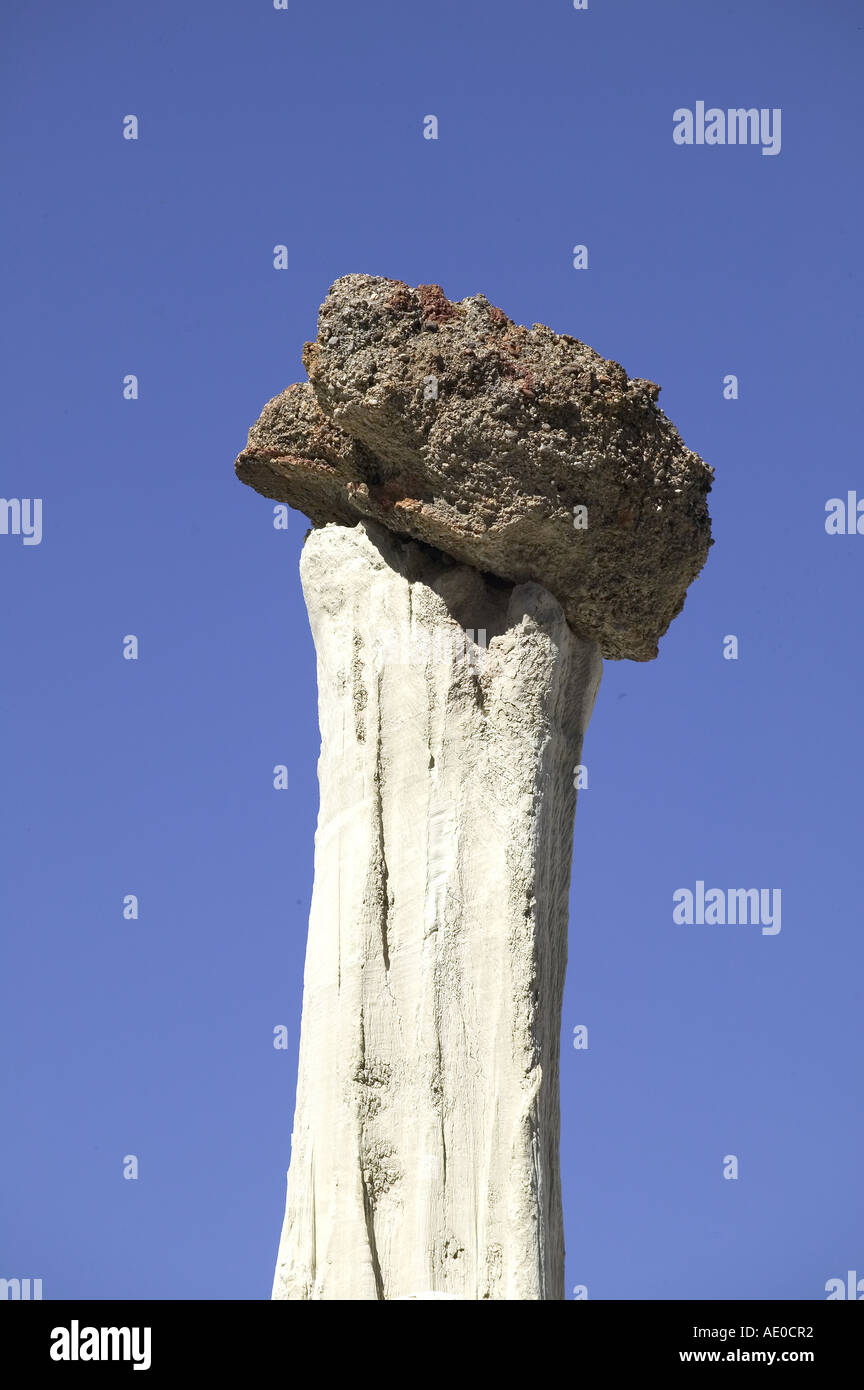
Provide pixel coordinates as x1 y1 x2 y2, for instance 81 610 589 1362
3 1298 860 1376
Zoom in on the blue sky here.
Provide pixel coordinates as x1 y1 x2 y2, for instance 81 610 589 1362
1 0 861 1299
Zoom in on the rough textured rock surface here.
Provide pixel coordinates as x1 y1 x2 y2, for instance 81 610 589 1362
236 274 713 660
272 521 602 1300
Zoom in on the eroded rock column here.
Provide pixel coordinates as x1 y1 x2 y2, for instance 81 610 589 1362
236 273 712 1301
272 520 602 1300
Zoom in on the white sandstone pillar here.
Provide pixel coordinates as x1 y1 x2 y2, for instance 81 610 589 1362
272 520 602 1301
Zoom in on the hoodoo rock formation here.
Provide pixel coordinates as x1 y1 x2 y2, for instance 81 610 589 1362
236 275 713 1299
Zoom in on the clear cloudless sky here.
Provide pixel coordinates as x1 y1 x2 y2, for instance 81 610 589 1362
1 0 861 1300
